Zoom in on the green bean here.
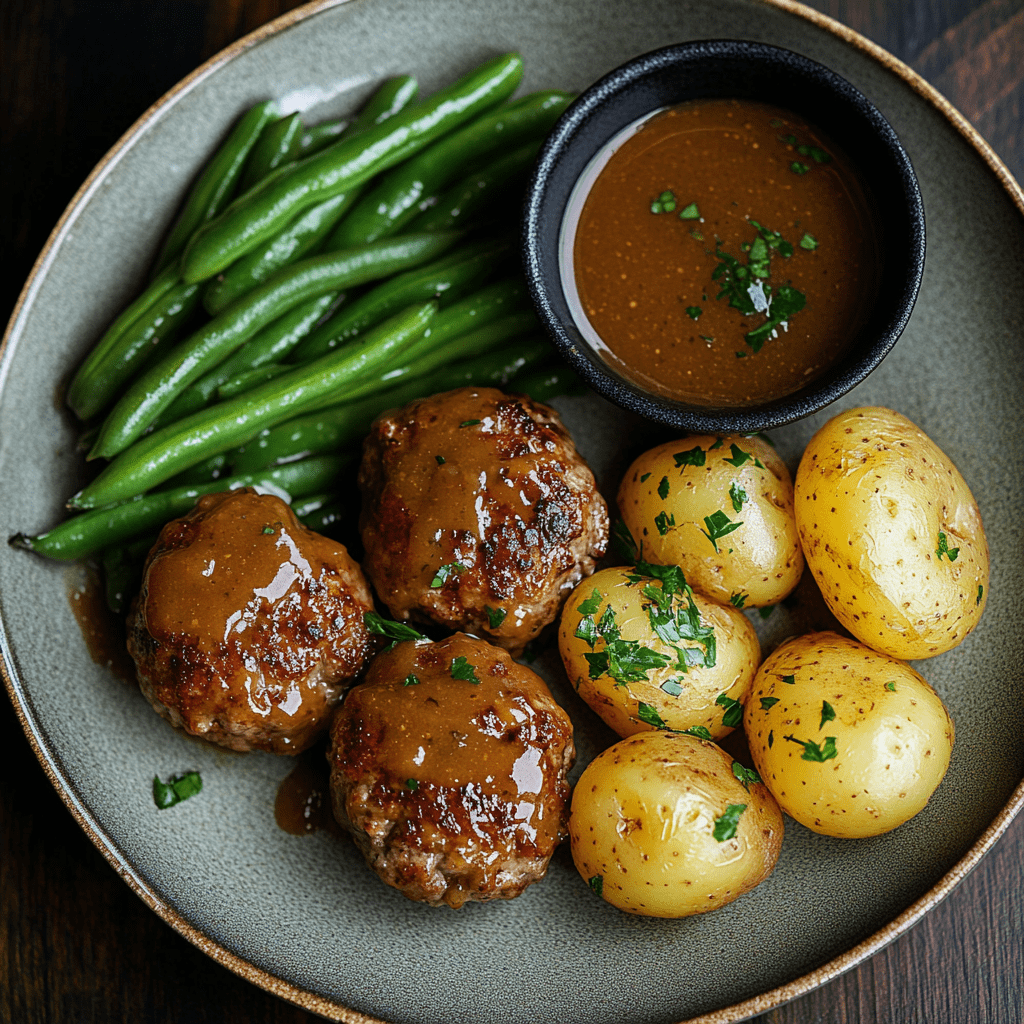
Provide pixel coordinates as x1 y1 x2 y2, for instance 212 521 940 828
289 237 511 362
217 363 291 399
91 232 459 460
71 303 437 509
511 365 587 402
13 455 349 561
330 90 570 249
162 451 234 489
289 492 332 519
240 112 304 192
66 263 182 418
203 79 421 315
298 118 349 157
201 192 355 314
70 280 203 422
155 291 339 426
298 499 346 535
180 54 523 283
406 141 540 233
153 100 279 277
232 337 554 472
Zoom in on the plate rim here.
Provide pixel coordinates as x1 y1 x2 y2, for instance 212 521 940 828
1 1 1022 1022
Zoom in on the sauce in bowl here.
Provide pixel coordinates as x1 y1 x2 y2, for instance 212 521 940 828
565 99 880 406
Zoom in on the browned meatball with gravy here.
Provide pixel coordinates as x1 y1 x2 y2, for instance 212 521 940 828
128 489 376 755
328 633 574 907
358 386 608 653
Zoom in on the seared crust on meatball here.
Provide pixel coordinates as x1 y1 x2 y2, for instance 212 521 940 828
128 489 376 755
358 386 608 654
328 633 575 907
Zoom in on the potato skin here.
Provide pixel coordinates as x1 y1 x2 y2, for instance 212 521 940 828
558 566 760 739
569 731 784 918
794 407 988 659
617 434 803 608
744 632 954 838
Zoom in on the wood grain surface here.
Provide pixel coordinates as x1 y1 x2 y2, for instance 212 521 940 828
2 2 1022 1022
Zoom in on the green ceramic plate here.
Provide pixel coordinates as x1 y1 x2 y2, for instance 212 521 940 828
2 1 1023 1021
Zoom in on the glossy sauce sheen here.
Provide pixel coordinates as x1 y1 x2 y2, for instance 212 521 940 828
359 387 608 653
329 633 575 906
573 99 880 405
131 489 374 754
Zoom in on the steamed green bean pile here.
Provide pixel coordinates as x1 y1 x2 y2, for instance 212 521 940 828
11 53 586 613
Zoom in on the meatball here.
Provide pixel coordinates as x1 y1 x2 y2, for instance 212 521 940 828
128 488 376 755
328 633 575 907
358 386 608 654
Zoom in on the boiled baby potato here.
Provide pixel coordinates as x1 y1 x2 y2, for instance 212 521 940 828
559 565 760 739
570 730 784 918
744 631 954 838
617 433 803 608
795 406 988 659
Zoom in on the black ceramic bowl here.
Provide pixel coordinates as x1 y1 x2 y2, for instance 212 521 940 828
522 40 925 432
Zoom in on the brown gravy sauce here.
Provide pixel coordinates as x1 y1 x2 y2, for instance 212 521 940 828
67 566 136 684
275 747 342 836
571 99 880 406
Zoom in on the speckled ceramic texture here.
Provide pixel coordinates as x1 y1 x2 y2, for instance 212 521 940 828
1 2 1022 1023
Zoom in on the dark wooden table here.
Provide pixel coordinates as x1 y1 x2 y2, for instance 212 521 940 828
2 2 1022 1022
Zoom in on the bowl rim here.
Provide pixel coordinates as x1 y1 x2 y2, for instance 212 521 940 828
2 1 1024 1023
522 36 926 433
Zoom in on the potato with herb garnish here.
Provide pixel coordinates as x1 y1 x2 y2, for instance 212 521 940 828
569 730 784 918
617 433 803 608
558 563 760 740
794 406 989 659
743 631 954 838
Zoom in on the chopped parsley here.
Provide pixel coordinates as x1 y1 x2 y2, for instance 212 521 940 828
768 729 774 748
758 605 775 620
637 702 669 729
732 762 762 791
724 444 764 469
612 520 639 562
819 700 836 730
430 561 466 588
785 734 838 762
450 656 480 684
364 612 424 650
936 531 960 561
405 778 419 791
729 592 747 609
673 445 706 468
459 419 481 427
484 605 507 629
716 693 743 727
577 589 603 616
729 481 747 512
654 510 675 536
790 161 810 174
262 525 275 535
435 454 446 465
780 674 795 685
885 681 896 692
760 696 779 710
660 678 684 697
639 472 652 482
650 189 677 214
588 874 604 897
713 803 747 842
579 562 717 688
684 725 712 741
402 673 420 686
686 306 702 320
658 476 670 500
153 771 202 810
700 509 743 553
977 584 984 606
679 201 700 220
799 233 818 250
